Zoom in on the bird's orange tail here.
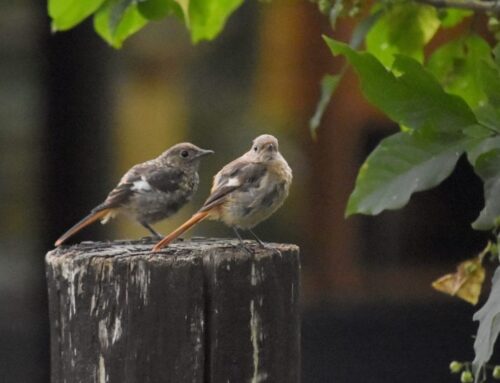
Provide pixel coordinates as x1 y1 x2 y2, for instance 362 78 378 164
153 211 210 252
54 209 110 247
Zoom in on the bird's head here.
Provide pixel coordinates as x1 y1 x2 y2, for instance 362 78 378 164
248 134 280 162
161 143 214 169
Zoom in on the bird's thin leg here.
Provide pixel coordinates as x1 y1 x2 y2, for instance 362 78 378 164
248 228 266 248
141 222 162 239
232 227 246 246
248 228 281 256
233 227 253 255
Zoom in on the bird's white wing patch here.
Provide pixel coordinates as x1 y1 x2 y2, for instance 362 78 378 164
225 177 241 187
131 177 153 192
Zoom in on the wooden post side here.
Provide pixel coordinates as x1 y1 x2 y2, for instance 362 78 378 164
46 238 300 383
46 240 205 383
203 241 301 383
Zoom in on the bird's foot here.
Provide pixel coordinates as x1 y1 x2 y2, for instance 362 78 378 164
238 243 255 256
256 241 269 249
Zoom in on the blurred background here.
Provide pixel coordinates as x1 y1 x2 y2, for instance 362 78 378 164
0 1 491 382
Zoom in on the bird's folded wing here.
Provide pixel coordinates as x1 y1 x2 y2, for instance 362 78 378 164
200 161 267 212
93 166 185 212
142 166 185 194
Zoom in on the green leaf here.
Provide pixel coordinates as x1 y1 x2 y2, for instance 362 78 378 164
467 136 500 165
94 0 148 48
365 3 440 67
474 104 500 133
349 9 383 49
187 0 244 43
49 0 107 31
309 74 341 140
472 149 500 230
346 128 469 216
473 266 500 376
494 43 500 66
427 39 461 74
324 38 477 133
138 0 182 20
172 0 190 25
480 60 500 108
109 0 135 32
475 59 500 132
462 124 493 140
428 35 492 109
324 38 479 216
438 9 472 28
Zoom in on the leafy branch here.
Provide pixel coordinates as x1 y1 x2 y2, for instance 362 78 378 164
313 1 500 381
48 0 244 47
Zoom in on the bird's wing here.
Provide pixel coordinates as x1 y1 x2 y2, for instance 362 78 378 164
200 161 267 212
92 183 134 213
93 165 184 212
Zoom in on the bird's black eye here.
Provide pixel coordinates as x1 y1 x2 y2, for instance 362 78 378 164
181 150 189 158
253 146 258 152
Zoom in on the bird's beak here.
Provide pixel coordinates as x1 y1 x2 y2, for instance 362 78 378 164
196 149 215 158
267 143 276 152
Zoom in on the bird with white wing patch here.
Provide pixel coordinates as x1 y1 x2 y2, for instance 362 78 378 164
54 143 213 246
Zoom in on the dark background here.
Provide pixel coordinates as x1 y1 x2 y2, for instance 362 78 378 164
0 1 489 382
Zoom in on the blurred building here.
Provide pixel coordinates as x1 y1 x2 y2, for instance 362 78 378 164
0 1 487 382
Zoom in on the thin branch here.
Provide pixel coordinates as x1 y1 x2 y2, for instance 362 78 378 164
416 0 500 13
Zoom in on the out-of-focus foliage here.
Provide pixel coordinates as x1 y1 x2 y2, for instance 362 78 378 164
439 8 472 28
427 35 492 109
365 3 440 67
309 74 340 141
48 0 244 46
309 10 382 133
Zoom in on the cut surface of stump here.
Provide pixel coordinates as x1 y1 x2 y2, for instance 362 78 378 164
46 237 300 383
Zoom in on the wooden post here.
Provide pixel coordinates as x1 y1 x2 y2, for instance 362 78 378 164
46 238 300 383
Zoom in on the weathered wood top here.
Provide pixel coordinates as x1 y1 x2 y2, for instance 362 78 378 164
47 237 299 262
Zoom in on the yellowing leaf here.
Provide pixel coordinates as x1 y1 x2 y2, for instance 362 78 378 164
432 253 486 305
